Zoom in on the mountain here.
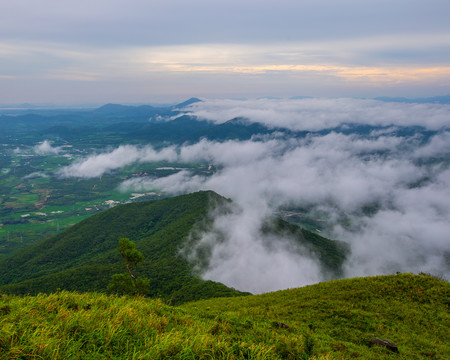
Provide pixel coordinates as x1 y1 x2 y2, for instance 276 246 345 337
129 116 281 143
93 103 161 120
0 191 347 304
8 98 443 149
1 273 448 359
0 191 241 304
182 117 276 142
171 97 202 109
93 103 141 114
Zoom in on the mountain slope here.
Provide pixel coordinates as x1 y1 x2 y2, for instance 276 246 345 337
182 117 276 142
0 191 243 303
0 191 347 303
129 115 214 142
0 274 448 359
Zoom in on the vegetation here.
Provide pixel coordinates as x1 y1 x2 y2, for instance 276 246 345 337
1 101 440 258
2 103 447 358
0 273 447 359
0 191 347 304
262 218 348 276
108 238 150 296
0 191 249 304
0 99 207 257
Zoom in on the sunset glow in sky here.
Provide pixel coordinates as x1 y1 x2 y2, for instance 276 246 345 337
1 0 449 104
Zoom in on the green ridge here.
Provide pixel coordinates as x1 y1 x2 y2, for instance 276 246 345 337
0 191 346 304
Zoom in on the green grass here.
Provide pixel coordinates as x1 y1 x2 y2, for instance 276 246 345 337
0 273 448 359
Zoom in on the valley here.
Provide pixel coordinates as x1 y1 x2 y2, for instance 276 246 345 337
0 101 213 257
0 145 207 258
1 99 449 287
0 191 347 302
0 100 334 259
3 1 449 358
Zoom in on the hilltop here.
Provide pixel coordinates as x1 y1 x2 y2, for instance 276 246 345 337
0 191 346 304
0 273 448 359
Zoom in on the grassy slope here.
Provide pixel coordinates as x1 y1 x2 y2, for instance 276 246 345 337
0 273 448 359
184 273 449 359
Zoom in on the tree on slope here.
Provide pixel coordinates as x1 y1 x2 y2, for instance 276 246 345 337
108 238 149 295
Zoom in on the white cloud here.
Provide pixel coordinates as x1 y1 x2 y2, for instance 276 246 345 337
179 98 450 131
58 145 178 178
117 131 450 290
183 202 323 294
2 1 450 103
414 131 450 158
119 170 207 194
34 140 62 155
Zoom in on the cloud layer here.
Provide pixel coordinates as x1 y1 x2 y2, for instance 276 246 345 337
58 98 450 293
179 98 450 131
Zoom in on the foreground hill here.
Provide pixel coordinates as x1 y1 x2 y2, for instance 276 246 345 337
0 191 346 303
0 191 240 303
0 273 448 359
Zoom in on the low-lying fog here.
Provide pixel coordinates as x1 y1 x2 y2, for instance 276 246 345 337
58 98 450 293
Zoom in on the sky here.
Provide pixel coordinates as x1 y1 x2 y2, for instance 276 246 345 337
1 0 450 104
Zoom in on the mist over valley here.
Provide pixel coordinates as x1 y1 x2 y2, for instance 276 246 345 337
1 97 448 294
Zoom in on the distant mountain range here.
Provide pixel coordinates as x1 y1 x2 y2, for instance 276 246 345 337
1 96 446 147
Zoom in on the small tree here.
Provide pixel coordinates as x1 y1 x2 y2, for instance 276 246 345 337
108 238 150 295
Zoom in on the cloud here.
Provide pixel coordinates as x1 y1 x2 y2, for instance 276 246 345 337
116 131 450 291
59 98 450 292
23 171 49 179
413 131 450 158
131 133 421 215
58 138 285 179
57 145 178 178
119 170 207 194
182 201 323 294
3 1 450 49
178 98 450 131
2 38 449 103
34 140 62 155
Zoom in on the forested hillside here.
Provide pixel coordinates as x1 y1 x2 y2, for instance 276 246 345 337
0 191 347 303
0 191 243 303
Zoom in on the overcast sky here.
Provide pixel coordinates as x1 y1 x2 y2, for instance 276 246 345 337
1 0 450 104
